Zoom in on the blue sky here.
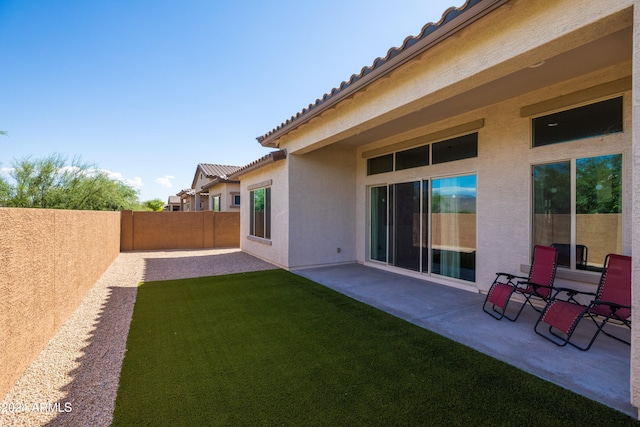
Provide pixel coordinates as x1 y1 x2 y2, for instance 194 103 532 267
0 0 459 202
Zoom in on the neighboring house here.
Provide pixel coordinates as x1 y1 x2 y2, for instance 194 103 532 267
229 0 640 413
179 164 241 211
201 176 241 212
177 188 196 212
164 195 181 211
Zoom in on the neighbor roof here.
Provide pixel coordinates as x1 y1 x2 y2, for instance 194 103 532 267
198 163 241 178
192 163 242 190
256 0 507 147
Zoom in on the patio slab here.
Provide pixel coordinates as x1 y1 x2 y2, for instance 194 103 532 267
293 263 634 417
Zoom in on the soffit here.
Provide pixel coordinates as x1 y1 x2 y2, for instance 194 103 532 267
335 26 632 148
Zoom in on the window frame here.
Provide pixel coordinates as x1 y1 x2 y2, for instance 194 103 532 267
531 96 623 148
530 153 623 273
366 132 478 176
249 186 271 241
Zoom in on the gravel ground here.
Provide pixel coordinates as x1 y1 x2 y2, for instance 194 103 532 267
1 248 276 427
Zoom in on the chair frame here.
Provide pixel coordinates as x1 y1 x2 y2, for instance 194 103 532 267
534 254 632 351
483 245 558 321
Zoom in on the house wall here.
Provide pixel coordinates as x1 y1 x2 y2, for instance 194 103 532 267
0 208 120 399
239 161 289 268
288 145 357 268
193 170 211 211
631 0 640 414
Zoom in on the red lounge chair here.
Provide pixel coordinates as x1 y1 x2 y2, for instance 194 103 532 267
483 245 558 321
534 254 631 351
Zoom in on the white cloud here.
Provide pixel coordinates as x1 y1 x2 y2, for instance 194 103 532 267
155 175 175 188
102 170 144 189
126 176 144 189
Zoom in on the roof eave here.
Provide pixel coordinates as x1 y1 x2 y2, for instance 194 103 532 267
256 0 509 148
228 150 287 179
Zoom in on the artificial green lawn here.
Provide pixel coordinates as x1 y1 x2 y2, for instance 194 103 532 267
112 269 638 426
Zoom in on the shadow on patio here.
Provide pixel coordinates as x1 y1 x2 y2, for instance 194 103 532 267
294 263 634 417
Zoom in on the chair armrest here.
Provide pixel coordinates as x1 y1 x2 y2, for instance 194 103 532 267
591 299 631 311
548 287 596 304
495 272 527 281
516 280 551 289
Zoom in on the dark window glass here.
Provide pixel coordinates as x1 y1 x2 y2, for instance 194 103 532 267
367 154 393 175
396 145 429 170
533 97 623 147
432 133 478 165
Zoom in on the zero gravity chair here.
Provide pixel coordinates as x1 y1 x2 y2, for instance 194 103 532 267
483 245 558 321
534 253 631 351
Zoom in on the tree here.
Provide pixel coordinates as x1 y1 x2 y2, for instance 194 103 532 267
1 154 140 211
143 198 165 212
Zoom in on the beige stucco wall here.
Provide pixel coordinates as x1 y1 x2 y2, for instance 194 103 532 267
288 145 357 268
0 208 120 399
631 0 640 414
239 161 289 268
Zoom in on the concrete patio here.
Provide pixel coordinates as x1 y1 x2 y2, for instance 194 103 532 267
294 263 634 417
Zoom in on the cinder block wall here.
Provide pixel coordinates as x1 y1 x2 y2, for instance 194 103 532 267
120 211 240 251
0 208 121 399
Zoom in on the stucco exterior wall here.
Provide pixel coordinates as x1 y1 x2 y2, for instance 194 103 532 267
288 145 357 268
630 0 640 414
120 211 239 251
0 208 120 399
238 161 289 268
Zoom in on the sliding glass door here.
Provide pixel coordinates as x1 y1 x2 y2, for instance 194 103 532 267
369 174 476 282
370 186 388 262
431 175 477 282
391 181 421 271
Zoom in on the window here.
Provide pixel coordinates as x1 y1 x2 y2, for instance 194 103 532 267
533 97 623 147
367 154 393 175
213 196 220 212
250 187 271 239
366 133 478 175
233 194 241 206
432 133 478 164
396 145 429 170
532 154 622 272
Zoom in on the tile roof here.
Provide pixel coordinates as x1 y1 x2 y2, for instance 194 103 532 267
256 0 502 147
198 163 241 178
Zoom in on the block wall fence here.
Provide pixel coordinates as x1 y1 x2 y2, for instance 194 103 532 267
1 208 240 399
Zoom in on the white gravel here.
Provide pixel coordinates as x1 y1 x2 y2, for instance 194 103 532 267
0 248 276 427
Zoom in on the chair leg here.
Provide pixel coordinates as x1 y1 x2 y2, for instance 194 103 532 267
586 313 631 346
534 316 571 347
